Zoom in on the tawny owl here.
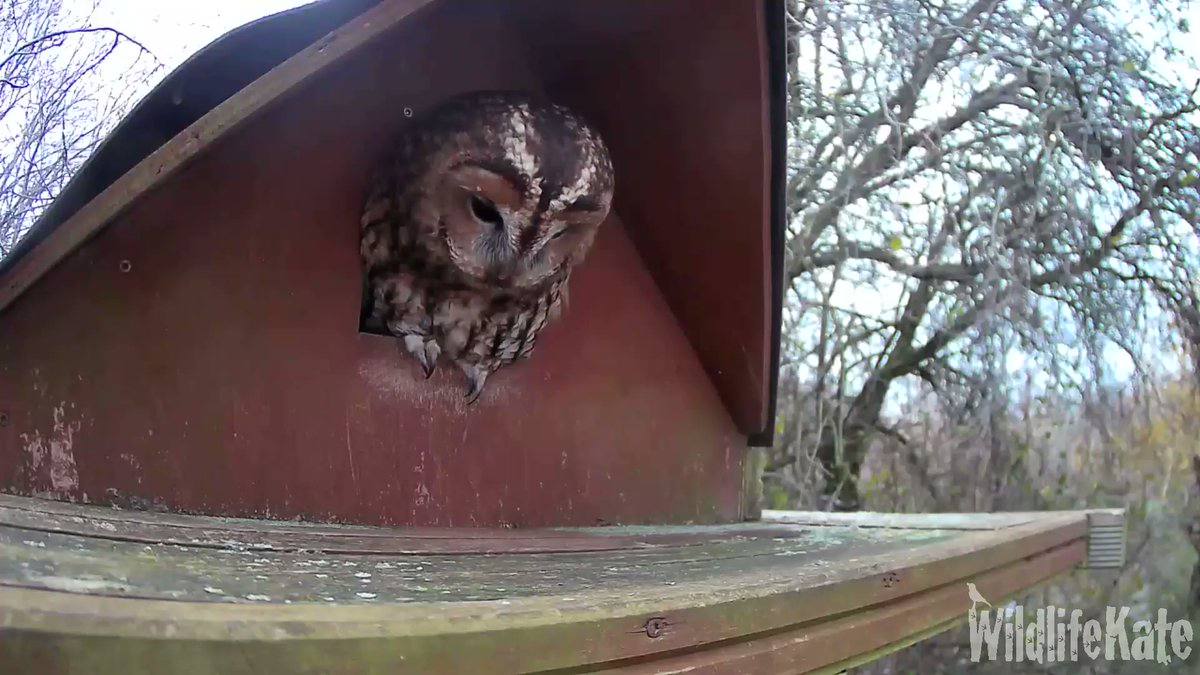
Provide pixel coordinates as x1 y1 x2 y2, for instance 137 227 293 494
361 91 614 402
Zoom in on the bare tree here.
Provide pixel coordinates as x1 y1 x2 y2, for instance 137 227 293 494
856 381 1200 672
0 0 156 258
775 0 1200 509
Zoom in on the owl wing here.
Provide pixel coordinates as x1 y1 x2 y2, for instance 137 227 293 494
360 171 396 274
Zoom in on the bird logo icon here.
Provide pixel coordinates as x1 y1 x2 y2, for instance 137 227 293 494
967 582 993 611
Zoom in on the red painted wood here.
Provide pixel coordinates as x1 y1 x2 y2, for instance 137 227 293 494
528 0 775 436
0 0 771 526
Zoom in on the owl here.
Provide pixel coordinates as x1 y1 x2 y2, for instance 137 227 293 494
361 91 615 402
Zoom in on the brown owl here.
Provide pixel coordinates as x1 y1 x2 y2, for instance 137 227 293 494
361 91 615 402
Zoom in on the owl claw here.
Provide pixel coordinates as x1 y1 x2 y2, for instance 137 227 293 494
402 335 439 378
423 340 441 378
464 369 489 404
412 348 436 379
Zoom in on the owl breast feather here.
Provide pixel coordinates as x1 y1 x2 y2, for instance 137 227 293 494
432 273 565 371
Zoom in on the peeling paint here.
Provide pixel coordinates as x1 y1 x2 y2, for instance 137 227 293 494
119 453 143 485
19 402 81 499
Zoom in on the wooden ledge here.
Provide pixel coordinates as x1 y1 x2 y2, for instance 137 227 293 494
0 494 1094 673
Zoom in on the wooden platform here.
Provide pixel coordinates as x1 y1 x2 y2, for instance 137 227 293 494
0 495 1114 673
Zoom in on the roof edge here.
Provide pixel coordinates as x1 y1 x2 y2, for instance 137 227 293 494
0 0 383 284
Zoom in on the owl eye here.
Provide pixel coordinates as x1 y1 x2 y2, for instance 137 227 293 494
469 194 504 230
549 228 568 240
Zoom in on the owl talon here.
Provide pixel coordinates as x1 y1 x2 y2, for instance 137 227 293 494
464 369 489 404
423 340 441 379
402 335 438 378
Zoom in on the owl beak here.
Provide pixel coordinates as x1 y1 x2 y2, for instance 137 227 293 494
486 262 520 287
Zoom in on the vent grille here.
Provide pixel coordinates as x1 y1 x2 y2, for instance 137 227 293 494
1084 510 1125 569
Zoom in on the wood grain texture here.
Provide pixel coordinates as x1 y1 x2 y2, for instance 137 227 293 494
762 509 1061 530
612 543 1085 674
0 498 1091 674
0 494 804 555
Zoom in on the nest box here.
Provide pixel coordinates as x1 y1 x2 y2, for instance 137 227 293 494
0 0 786 527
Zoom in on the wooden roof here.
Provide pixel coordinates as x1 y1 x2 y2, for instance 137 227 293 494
0 0 380 280
0 493 1121 673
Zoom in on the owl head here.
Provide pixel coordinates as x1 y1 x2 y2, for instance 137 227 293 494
398 91 615 290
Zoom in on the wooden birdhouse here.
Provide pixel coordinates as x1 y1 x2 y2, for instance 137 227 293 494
0 0 784 528
0 1 1123 672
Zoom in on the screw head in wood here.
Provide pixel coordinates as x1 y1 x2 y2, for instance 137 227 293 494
644 617 667 638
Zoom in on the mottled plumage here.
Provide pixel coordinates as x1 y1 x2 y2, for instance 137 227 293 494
361 91 614 402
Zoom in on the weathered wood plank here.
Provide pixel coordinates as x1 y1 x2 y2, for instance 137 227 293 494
763 509 1049 530
0 504 808 555
606 541 1085 673
0 522 947 604
0 497 1093 673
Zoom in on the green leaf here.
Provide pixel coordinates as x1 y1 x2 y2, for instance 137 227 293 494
1180 174 1196 188
889 236 903 251
1121 60 1137 73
